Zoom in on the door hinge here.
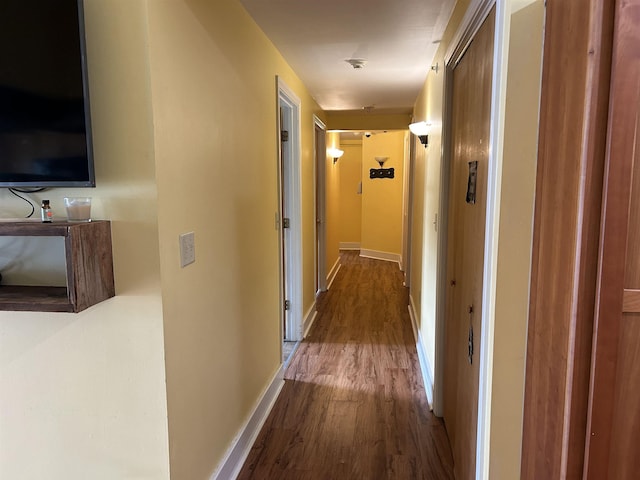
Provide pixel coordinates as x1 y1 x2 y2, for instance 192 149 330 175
281 130 289 142
283 217 290 229
284 300 291 311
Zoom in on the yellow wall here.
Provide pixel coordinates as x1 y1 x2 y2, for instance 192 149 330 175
0 1 170 478
326 112 412 131
489 1 544 477
360 131 405 255
338 140 363 246
411 0 471 395
1 0 325 478
325 132 341 279
146 0 324 477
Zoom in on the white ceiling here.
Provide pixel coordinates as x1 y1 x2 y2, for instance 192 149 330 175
238 0 456 114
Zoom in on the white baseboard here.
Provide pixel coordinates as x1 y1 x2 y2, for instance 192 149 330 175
326 257 341 290
408 295 434 409
303 303 317 337
211 366 285 480
339 242 360 250
359 249 401 267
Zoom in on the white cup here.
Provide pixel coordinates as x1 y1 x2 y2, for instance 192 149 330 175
64 197 92 222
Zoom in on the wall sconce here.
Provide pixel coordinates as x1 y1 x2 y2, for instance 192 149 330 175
409 121 430 147
328 147 344 164
374 156 388 167
371 156 394 179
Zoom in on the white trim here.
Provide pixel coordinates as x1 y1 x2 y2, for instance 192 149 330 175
278 77 304 341
211 367 285 480
277 78 301 111
359 249 401 266
408 296 434 409
326 257 341 290
303 303 318 337
282 340 301 369
313 116 326 130
476 2 508 479
339 242 361 250
445 0 497 66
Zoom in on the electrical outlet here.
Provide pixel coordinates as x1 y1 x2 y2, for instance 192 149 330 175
179 232 195 268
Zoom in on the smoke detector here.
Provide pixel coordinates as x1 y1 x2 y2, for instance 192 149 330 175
346 58 367 69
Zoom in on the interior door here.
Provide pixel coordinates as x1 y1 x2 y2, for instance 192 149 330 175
315 122 327 294
584 1 640 477
443 8 495 480
279 105 290 339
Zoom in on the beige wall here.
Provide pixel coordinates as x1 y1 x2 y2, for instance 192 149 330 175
360 132 405 255
146 0 324 477
0 1 170 478
338 140 363 246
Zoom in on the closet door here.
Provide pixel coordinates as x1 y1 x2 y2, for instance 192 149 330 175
443 9 494 480
584 1 640 478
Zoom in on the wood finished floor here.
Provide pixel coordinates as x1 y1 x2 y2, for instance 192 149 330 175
238 251 454 479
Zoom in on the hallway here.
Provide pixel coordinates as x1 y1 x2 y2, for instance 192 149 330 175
238 251 454 479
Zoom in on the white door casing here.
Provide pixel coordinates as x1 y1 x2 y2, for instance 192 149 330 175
277 77 303 342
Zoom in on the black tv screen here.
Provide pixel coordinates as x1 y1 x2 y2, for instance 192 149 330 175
0 0 95 188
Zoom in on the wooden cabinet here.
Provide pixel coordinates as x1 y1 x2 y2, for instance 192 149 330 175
0 220 115 313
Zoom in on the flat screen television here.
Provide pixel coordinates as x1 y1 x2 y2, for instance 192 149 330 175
0 0 95 188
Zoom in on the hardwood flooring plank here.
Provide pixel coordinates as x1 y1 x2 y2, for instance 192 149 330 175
237 251 454 479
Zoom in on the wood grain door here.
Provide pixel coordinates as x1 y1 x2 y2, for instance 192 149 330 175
584 1 640 478
443 9 495 480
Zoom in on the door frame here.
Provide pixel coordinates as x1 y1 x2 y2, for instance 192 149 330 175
520 1 614 478
401 131 413 286
314 115 327 294
277 77 303 342
436 0 509 478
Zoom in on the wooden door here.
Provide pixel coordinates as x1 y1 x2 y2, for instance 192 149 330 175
443 9 495 480
584 1 640 478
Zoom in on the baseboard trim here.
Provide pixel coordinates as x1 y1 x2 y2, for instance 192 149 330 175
303 303 317 337
326 258 341 290
359 249 401 267
408 295 434 409
339 242 361 250
211 366 285 480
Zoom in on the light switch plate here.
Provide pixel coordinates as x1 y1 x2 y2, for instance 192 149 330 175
179 232 195 268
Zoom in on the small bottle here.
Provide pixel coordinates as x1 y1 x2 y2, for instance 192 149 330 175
41 200 53 223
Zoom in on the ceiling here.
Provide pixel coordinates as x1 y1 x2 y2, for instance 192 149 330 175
238 0 456 114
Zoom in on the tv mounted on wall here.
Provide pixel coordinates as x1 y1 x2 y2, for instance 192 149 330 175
0 0 95 188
